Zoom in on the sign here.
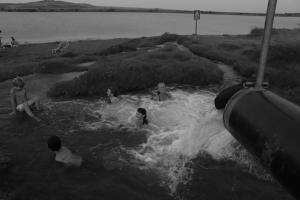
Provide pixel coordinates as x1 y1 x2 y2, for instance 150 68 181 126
194 10 201 20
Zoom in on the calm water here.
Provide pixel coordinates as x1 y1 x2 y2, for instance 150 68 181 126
0 12 299 43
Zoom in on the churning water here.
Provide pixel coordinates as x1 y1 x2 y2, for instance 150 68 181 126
46 89 257 193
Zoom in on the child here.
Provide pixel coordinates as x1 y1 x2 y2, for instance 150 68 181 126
135 108 149 128
106 88 119 104
10 77 41 122
47 135 82 167
152 82 172 101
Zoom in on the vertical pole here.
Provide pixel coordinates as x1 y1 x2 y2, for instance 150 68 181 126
255 0 277 88
195 19 198 35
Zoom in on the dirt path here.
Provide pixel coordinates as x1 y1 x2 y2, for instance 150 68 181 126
174 42 242 88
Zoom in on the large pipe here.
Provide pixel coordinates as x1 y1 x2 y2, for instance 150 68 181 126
255 0 277 88
223 89 300 199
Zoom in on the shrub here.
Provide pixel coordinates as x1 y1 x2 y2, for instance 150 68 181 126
188 44 236 64
176 36 190 45
48 47 223 98
158 32 179 44
98 45 123 56
266 68 300 89
233 59 257 78
249 27 278 37
218 43 241 50
37 59 86 74
60 52 78 58
74 55 97 63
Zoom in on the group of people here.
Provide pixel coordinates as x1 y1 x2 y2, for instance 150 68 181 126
106 82 172 128
10 76 173 167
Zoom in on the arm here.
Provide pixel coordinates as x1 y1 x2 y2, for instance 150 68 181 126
24 88 29 101
10 89 17 114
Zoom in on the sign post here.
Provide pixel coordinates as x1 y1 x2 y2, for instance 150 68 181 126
193 10 201 37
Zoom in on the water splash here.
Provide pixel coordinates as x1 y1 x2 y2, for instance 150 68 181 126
44 89 264 192
79 90 247 191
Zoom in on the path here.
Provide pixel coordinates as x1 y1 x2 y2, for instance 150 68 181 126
173 42 242 88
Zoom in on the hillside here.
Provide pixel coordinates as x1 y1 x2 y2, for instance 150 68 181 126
0 0 189 13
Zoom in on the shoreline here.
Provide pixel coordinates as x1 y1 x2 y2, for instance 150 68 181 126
0 11 299 17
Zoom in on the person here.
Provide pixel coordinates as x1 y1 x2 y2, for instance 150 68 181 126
10 76 41 122
106 88 119 104
47 135 82 167
11 36 19 47
152 82 172 101
135 108 149 128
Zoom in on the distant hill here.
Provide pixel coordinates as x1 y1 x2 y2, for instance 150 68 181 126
0 0 190 13
0 0 299 17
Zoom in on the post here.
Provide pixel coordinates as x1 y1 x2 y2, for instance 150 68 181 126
255 0 277 88
193 10 200 37
195 19 198 35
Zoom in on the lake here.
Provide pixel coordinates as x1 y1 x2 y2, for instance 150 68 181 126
0 12 299 43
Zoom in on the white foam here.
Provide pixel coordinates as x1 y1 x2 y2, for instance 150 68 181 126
80 90 247 192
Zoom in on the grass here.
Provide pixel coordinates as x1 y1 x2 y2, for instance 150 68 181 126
0 38 127 82
48 44 223 98
248 27 279 37
179 28 300 105
98 33 179 56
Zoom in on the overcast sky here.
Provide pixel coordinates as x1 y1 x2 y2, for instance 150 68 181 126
0 0 299 13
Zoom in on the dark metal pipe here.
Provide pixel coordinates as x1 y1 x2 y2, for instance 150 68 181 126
224 89 300 199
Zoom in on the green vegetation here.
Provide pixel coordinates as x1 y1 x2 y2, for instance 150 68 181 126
98 33 179 56
0 38 127 82
181 28 300 105
48 43 222 98
248 27 279 37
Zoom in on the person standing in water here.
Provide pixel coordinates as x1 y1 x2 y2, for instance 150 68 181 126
135 108 149 128
10 76 41 122
152 82 172 101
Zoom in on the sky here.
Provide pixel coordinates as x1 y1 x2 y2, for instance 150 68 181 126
0 0 299 13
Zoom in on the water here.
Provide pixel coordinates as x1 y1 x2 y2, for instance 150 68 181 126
0 73 289 199
44 89 257 193
0 12 299 43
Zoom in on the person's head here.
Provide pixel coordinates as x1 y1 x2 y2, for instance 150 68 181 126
107 87 118 97
136 108 148 125
48 136 62 152
12 77 25 89
157 82 167 93
11 37 15 40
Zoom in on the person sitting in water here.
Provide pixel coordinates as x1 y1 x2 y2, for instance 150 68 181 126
106 87 119 104
11 36 19 47
10 76 41 122
135 108 149 128
152 82 172 101
47 135 82 167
